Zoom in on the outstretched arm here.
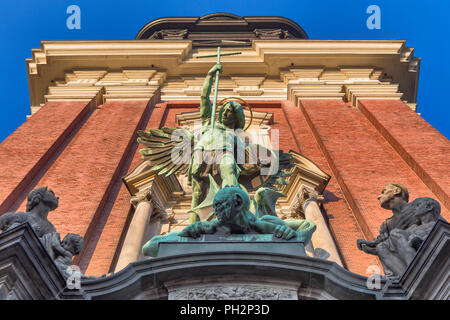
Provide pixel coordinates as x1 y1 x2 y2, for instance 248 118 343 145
200 64 222 120
357 238 380 255
253 220 297 240
179 220 219 238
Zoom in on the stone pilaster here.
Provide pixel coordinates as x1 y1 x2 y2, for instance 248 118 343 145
298 185 343 267
114 188 169 272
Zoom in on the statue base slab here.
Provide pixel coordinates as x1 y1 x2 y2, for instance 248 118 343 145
155 234 306 258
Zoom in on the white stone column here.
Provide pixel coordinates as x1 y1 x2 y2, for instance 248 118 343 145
114 190 154 272
299 185 343 267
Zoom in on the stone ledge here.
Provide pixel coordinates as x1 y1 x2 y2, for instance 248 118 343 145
1 219 448 299
156 234 307 258
0 223 67 300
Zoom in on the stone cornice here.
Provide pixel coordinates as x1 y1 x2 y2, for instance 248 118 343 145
344 84 405 108
76 247 388 300
26 40 419 112
135 13 309 45
288 82 406 108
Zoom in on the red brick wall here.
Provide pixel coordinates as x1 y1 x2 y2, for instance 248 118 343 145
358 99 450 215
0 101 92 214
2 98 448 278
15 100 153 273
282 101 376 274
85 102 167 276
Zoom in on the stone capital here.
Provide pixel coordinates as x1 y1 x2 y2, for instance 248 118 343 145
296 185 324 213
130 189 153 208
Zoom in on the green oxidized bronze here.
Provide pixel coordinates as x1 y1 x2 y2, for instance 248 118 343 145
143 187 316 257
139 47 316 257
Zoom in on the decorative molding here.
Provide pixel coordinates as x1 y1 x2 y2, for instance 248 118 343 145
288 84 345 102
130 189 152 208
344 84 404 108
27 40 419 111
254 28 291 40
162 75 286 101
398 219 450 300
45 86 104 102
283 65 409 106
26 41 190 108
0 224 67 300
32 86 104 116
136 13 308 46
3 218 447 299
77 248 392 300
149 29 189 40
122 160 184 213
297 184 324 214
30 69 166 116
168 283 298 300
175 109 273 130
232 76 265 96
277 151 330 218
288 82 406 108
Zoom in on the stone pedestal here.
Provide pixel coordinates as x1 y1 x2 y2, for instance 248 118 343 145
0 223 67 300
156 236 305 300
1 220 448 300
156 234 307 257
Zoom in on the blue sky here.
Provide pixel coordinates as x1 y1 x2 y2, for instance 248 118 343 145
0 0 449 142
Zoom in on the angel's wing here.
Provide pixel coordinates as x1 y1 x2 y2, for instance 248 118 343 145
137 127 194 177
238 144 295 191
263 151 295 189
250 187 287 219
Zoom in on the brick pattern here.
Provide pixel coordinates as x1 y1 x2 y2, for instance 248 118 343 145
160 101 297 152
282 101 375 275
7 99 445 278
0 101 91 213
299 99 447 245
359 99 450 216
17 100 151 273
85 102 167 276
261 107 298 153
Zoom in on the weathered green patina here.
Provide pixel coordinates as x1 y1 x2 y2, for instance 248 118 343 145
143 187 316 257
137 50 295 223
139 51 315 257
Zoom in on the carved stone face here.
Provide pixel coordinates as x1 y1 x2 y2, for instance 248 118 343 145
62 234 83 255
213 187 248 224
377 184 401 209
43 188 59 211
213 192 235 223
411 198 440 222
221 102 238 128
61 237 75 254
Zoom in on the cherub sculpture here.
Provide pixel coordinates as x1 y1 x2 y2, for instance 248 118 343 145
0 186 84 279
142 187 316 257
357 183 444 278
45 232 84 278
